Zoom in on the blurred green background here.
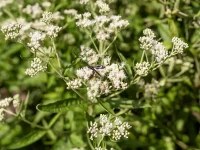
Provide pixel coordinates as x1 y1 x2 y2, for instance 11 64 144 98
0 0 200 150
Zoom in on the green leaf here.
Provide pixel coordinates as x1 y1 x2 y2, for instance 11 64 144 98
109 98 151 109
116 51 133 80
8 130 46 149
158 24 171 42
37 98 85 113
168 18 179 37
97 99 115 115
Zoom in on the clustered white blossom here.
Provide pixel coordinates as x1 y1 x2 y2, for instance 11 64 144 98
96 0 110 13
46 25 62 38
74 62 127 99
27 31 46 51
139 28 168 63
66 79 82 89
1 22 22 40
87 114 131 141
135 61 150 76
80 45 99 65
41 11 54 24
23 3 43 18
64 9 78 16
0 94 20 121
25 57 47 77
0 0 13 8
139 28 188 64
75 11 129 41
172 37 189 54
144 79 160 99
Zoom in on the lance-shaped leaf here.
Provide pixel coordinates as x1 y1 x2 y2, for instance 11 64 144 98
8 130 46 149
37 98 85 113
108 98 151 109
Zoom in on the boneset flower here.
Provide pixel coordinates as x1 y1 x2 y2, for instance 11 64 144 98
87 114 131 141
172 37 189 54
1 22 22 40
23 3 43 18
135 61 150 76
25 57 47 77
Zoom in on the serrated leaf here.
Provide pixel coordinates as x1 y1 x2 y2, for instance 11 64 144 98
116 51 133 79
37 98 85 113
8 130 46 149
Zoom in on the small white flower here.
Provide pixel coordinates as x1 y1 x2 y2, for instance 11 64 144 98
41 11 54 24
135 61 150 76
96 0 110 13
67 79 82 89
76 67 93 80
25 57 47 77
23 3 43 18
87 121 98 140
64 9 78 16
1 22 22 40
0 97 13 108
46 25 62 38
27 31 46 50
13 94 20 108
172 37 188 54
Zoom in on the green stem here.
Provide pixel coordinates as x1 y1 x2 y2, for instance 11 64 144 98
51 38 62 73
103 35 117 55
3 109 47 130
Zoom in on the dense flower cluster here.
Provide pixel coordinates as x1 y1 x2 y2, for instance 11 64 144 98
25 57 47 77
139 28 168 63
1 22 22 40
87 114 131 141
135 61 150 76
144 79 160 99
0 94 20 121
139 28 188 64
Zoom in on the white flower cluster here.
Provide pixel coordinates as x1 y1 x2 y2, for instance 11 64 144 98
27 31 46 51
1 22 22 40
41 11 54 24
139 28 188 63
23 3 43 18
46 25 62 38
96 0 110 13
87 78 110 99
144 79 160 99
42 2 51 8
64 9 78 16
76 13 129 41
25 57 47 77
0 94 20 121
76 67 94 80
0 0 13 8
87 114 131 141
139 28 168 63
74 62 127 99
135 61 150 76
172 37 189 54
66 79 82 89
80 45 99 65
